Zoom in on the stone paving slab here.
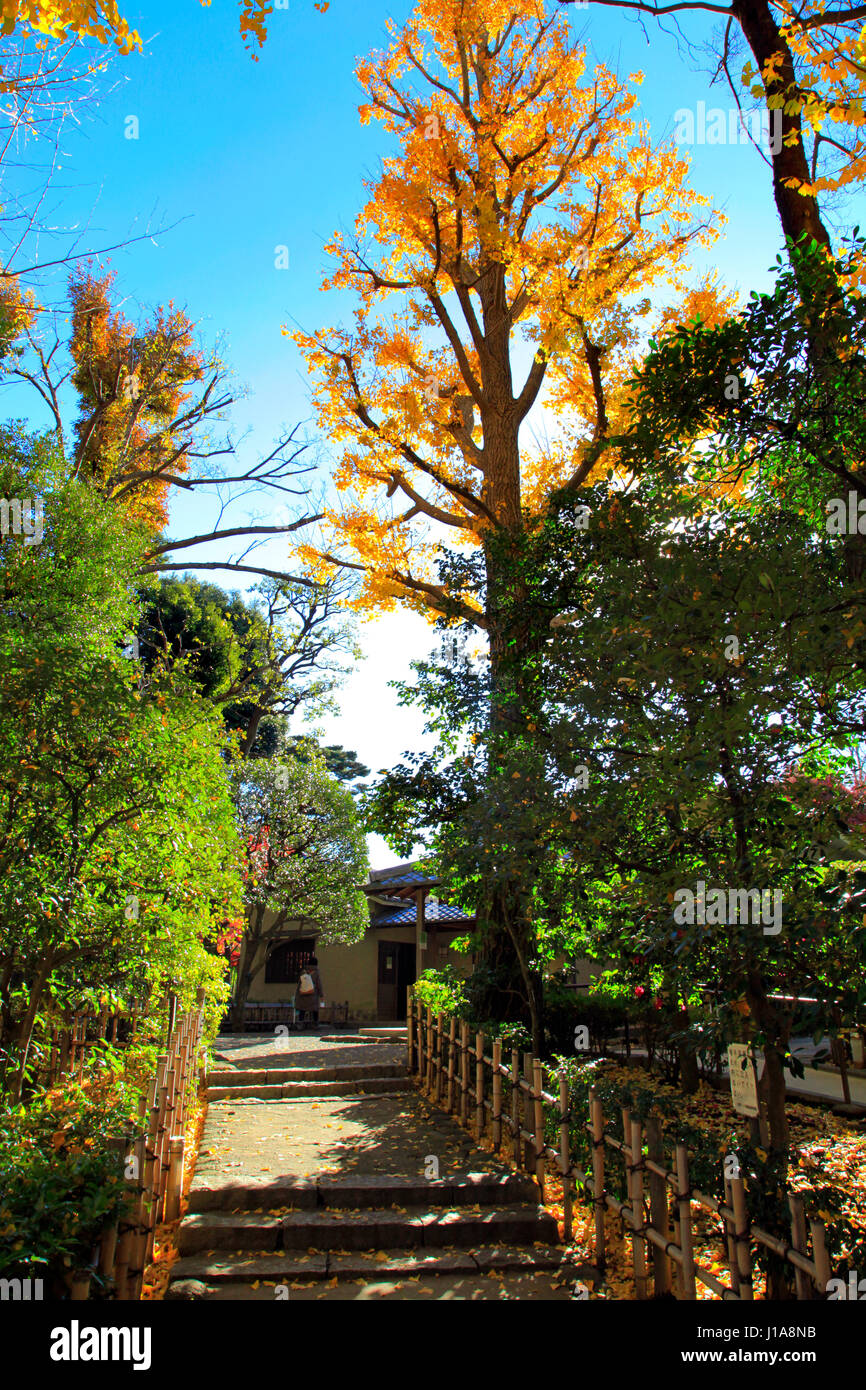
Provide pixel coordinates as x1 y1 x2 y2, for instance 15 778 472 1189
194 1089 500 1184
168 1271 576 1300
212 1033 405 1072
170 1245 588 1286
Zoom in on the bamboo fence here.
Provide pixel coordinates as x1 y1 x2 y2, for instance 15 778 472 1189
407 990 834 1301
66 987 208 1301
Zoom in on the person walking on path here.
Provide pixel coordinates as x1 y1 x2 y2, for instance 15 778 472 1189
295 957 323 1030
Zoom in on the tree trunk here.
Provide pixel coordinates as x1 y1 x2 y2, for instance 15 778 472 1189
6 953 55 1102
732 0 832 257
471 533 545 1035
679 1043 700 1095
230 909 263 1031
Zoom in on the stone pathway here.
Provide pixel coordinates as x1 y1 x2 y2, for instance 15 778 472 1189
168 1032 590 1301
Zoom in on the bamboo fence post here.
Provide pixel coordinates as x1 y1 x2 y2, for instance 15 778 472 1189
425 1006 434 1095
166 990 178 1045
492 1041 503 1153
447 1016 457 1112
671 1208 682 1300
730 1174 753 1300
459 1022 470 1124
69 1271 92 1300
522 1053 534 1172
407 989 414 1072
475 1032 485 1142
113 1125 137 1300
97 1135 127 1292
675 1142 697 1300
532 1058 545 1198
646 1115 671 1297
810 1218 831 1296
144 1086 166 1266
589 1087 606 1270
629 1114 648 1299
75 1012 85 1082
722 1175 741 1297
127 1122 149 1300
165 1136 185 1222
98 1217 119 1285
159 1067 176 1220
181 1026 194 1134
59 1025 71 1078
436 1013 444 1103
511 1049 521 1168
788 1194 811 1301
558 1069 572 1243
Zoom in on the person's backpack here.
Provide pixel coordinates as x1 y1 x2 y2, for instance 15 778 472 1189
299 970 314 994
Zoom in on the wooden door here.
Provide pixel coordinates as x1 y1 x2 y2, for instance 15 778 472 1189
377 942 416 1020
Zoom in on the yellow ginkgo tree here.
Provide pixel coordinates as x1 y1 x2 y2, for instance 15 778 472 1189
291 0 731 1013
292 0 728 636
558 0 866 261
0 0 140 50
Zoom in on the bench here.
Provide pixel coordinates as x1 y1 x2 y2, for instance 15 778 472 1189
227 1000 351 1033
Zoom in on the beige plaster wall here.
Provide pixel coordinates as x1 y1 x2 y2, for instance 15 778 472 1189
243 914 473 1022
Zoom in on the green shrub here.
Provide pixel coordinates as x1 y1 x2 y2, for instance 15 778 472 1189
0 1082 139 1292
412 965 467 1017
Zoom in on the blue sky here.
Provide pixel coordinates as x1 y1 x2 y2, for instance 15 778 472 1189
5 0 858 864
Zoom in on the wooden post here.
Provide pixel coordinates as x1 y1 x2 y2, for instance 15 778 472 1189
407 989 414 1072
590 1087 606 1270
671 1209 682 1300
522 1053 534 1173
69 1271 92 1300
425 1006 434 1095
630 1114 648 1299
722 1175 741 1297
98 1220 119 1283
810 1218 831 1296
730 1175 753 1300
532 1058 545 1199
165 1136 185 1221
475 1031 485 1142
511 1049 521 1168
459 1021 470 1124
558 1069 572 1242
675 1142 696 1299
447 1016 457 1112
492 1041 503 1153
788 1193 811 1301
646 1116 671 1297
166 990 178 1045
436 1013 444 1103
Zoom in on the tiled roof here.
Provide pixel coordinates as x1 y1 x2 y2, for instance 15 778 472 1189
373 901 474 926
362 869 442 894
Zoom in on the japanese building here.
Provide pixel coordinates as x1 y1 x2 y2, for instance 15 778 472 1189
238 862 475 1023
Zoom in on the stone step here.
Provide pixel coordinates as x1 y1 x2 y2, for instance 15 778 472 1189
169 1243 587 1292
316 1033 382 1043
207 1062 406 1087
187 1171 538 1214
206 1076 411 1101
177 1204 558 1256
358 1027 407 1040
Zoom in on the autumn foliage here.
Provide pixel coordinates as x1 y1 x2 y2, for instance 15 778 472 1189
291 0 732 622
0 0 140 50
68 267 206 528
